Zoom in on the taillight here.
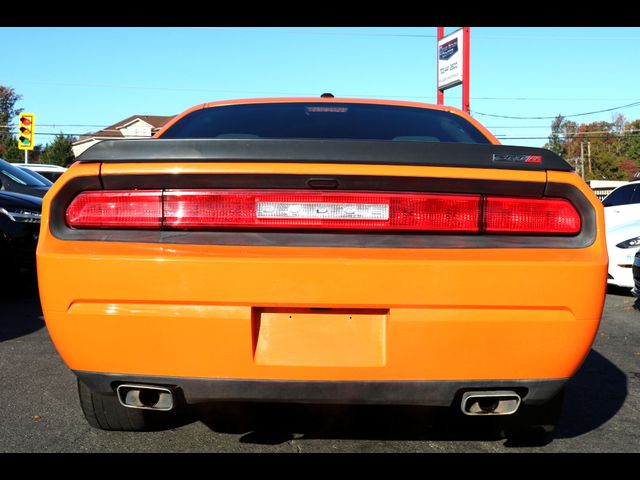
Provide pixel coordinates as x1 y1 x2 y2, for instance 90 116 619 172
65 190 162 229
162 190 480 231
64 189 581 235
484 197 581 234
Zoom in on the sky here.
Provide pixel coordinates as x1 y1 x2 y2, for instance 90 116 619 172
1 26 640 149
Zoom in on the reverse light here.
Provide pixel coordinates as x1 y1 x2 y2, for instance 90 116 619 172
65 189 581 236
162 190 481 231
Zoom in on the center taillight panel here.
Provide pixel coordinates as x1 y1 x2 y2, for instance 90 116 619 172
64 189 581 236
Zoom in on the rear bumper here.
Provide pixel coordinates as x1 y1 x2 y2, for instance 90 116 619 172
43 298 603 382
39 242 607 384
75 371 568 407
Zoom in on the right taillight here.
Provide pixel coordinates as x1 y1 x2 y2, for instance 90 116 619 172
484 197 581 234
64 189 581 236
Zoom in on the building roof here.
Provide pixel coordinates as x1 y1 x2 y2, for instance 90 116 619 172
76 115 175 141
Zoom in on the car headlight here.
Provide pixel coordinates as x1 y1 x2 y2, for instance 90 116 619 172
616 236 640 249
0 207 41 223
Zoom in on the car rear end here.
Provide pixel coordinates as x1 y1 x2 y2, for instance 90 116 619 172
0 191 42 277
36 99 607 437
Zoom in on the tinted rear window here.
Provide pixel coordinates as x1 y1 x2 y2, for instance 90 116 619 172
0 160 50 187
603 184 640 207
160 102 492 144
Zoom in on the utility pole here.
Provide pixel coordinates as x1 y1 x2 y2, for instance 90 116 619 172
587 141 592 174
437 27 444 106
462 27 470 114
580 142 585 180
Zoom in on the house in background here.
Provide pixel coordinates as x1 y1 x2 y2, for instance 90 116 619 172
72 115 174 157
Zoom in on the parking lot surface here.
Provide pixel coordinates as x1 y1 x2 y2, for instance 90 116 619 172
1 275 639 453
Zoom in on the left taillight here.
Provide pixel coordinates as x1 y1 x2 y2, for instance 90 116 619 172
65 190 163 229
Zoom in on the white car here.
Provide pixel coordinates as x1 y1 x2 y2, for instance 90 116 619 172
602 181 640 229
12 163 67 183
606 219 640 289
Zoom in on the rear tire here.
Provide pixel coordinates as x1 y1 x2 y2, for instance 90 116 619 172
77 379 183 431
499 388 565 443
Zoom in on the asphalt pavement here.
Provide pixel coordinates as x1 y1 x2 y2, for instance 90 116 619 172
1 273 639 453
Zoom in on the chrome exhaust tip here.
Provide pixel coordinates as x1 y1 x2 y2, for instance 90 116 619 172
460 390 521 416
116 384 174 411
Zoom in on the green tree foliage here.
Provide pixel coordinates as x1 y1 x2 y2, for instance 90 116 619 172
622 119 640 162
0 86 23 161
40 133 76 167
545 115 579 159
546 115 565 157
1 134 22 162
0 86 22 136
545 113 640 181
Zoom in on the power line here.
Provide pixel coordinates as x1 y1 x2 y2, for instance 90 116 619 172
0 124 108 129
193 28 640 42
4 78 640 105
473 101 640 120
198 27 437 38
487 125 554 129
2 131 639 141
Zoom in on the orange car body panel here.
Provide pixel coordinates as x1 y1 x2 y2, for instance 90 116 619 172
37 157 607 384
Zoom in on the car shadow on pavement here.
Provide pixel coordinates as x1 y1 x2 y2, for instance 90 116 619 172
606 284 635 297
0 271 45 343
198 401 506 445
554 348 627 440
606 284 640 310
196 348 627 447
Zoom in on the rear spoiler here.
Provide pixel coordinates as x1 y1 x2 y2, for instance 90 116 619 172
76 138 574 172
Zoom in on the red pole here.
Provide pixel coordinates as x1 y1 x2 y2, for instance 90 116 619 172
437 27 444 106
462 27 470 114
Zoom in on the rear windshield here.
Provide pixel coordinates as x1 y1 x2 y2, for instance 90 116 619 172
160 102 492 144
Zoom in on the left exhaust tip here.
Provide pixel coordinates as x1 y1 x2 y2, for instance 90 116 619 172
116 384 174 411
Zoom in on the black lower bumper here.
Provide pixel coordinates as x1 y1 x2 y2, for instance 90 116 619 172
75 371 568 407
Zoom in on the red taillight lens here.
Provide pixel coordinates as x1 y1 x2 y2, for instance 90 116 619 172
484 197 581 234
163 190 480 231
65 190 162 228
65 189 581 236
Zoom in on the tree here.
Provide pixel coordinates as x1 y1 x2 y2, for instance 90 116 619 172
619 159 639 180
0 86 22 139
545 115 566 156
544 114 640 180
0 134 22 162
622 119 640 162
40 133 76 167
0 86 23 160
545 115 578 158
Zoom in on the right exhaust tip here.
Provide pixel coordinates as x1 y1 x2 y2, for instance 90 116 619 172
460 390 521 416
116 384 175 411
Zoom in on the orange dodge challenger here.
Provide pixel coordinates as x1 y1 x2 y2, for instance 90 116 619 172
37 98 607 439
